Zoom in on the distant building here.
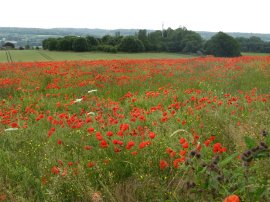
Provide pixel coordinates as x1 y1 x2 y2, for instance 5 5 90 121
2 41 17 49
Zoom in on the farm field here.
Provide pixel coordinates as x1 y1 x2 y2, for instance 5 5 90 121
241 52 270 56
0 50 269 63
0 50 194 63
0 56 270 201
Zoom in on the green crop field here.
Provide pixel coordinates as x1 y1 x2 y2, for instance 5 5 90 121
0 50 269 63
242 52 270 56
0 51 8 62
0 50 195 62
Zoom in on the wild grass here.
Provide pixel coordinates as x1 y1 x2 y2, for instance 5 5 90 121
0 56 270 201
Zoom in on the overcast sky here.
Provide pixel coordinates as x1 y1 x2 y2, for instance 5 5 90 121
0 0 269 33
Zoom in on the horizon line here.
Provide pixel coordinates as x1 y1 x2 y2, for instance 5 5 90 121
0 26 270 35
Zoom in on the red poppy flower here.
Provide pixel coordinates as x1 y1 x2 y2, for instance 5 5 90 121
159 160 169 170
87 161 95 168
84 145 92 150
51 166 60 175
106 131 114 137
126 141 135 150
149 132 156 139
223 194 240 202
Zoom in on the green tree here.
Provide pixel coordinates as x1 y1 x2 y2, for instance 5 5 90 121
46 38 58 51
101 35 120 46
248 36 264 52
57 38 71 51
42 39 49 49
236 36 270 53
148 31 164 51
235 37 249 52
72 37 88 52
137 30 150 51
205 32 241 57
119 36 145 52
85 36 99 51
182 32 203 53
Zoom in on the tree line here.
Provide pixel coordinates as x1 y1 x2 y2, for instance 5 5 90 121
42 27 270 57
42 27 204 54
235 36 270 53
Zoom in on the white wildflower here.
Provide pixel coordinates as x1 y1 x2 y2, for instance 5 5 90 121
5 128 19 132
87 112 95 116
74 98 83 103
88 89 98 94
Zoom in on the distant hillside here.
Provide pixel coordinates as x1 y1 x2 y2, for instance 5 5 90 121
197 31 270 41
0 27 144 47
0 27 270 47
0 27 142 37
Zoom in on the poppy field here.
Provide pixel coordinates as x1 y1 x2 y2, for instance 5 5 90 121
0 56 270 201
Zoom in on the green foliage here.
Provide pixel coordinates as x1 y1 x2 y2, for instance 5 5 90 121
137 29 151 51
57 38 70 51
266 135 270 146
85 36 99 51
72 37 88 52
147 30 164 51
40 28 269 55
44 38 58 51
42 27 204 54
97 45 118 53
119 36 145 52
236 36 270 53
219 153 239 167
182 32 203 53
162 28 203 53
244 136 257 149
102 35 122 46
205 32 241 57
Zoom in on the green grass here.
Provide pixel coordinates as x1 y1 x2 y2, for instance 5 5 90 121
0 50 194 62
242 52 270 56
1 50 269 63
0 57 269 201
0 50 8 62
9 50 47 62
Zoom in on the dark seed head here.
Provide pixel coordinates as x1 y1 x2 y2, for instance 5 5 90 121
262 130 268 137
213 160 218 165
246 156 253 162
190 150 196 157
195 153 201 159
185 181 196 190
243 150 252 157
187 181 196 188
260 142 268 149
241 154 247 161
190 182 196 187
201 162 207 167
212 155 220 164
209 164 219 172
251 147 259 153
